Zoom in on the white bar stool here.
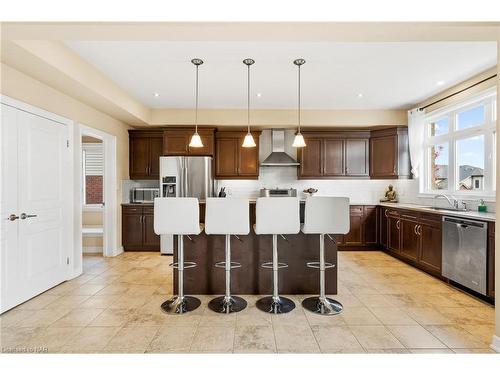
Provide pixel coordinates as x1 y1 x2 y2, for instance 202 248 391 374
205 198 250 314
154 197 203 314
254 197 300 314
301 197 350 315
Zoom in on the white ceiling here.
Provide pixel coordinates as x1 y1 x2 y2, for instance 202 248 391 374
65 41 497 110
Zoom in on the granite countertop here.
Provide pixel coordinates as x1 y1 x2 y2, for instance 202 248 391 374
379 202 496 222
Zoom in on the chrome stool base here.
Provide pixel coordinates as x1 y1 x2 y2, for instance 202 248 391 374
208 296 247 314
302 296 343 315
160 296 201 315
256 296 295 314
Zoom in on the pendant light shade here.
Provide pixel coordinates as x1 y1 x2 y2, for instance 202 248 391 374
242 58 256 148
292 58 306 148
189 58 204 148
292 132 306 147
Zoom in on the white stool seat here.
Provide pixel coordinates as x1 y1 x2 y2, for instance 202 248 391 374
154 197 202 235
254 197 300 235
205 198 249 235
301 197 350 235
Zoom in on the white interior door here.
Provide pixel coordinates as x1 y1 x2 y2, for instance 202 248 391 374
1 103 71 313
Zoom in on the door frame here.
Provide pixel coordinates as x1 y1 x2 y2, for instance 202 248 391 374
77 124 118 259
0 95 75 302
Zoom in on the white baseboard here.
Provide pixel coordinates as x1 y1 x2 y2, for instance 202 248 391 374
106 246 123 257
83 246 103 254
491 335 500 353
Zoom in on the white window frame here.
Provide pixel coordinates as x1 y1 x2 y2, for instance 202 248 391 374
421 87 497 199
82 142 104 210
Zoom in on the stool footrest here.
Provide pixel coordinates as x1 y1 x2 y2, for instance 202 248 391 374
214 261 242 269
306 261 335 269
169 261 197 269
261 261 288 269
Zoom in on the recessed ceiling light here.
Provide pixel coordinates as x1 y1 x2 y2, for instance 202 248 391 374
153 92 160 97
256 93 262 98
357 93 363 98
436 81 445 86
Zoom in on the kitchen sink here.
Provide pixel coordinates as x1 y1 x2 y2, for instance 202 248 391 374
427 207 468 212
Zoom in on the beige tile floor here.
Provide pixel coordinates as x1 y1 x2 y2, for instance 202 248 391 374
0 251 497 354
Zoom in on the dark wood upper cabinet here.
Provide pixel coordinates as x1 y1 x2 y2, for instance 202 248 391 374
129 130 163 180
163 128 215 156
370 127 411 179
299 138 323 177
298 131 370 179
345 139 369 176
323 139 344 176
215 131 260 179
215 137 239 177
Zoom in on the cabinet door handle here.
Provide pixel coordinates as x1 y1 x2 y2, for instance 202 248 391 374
384 209 389 218
414 225 418 235
417 225 422 235
396 220 400 230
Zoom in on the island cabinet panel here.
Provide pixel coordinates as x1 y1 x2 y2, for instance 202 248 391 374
163 128 215 156
488 223 495 298
129 130 164 180
298 131 370 179
122 205 160 251
370 127 411 179
337 205 377 249
214 131 260 179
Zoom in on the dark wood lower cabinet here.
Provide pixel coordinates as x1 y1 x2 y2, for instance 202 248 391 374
388 215 400 253
338 205 377 249
122 205 160 251
419 222 442 273
400 219 420 262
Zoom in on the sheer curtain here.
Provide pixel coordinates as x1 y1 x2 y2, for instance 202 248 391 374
407 108 425 178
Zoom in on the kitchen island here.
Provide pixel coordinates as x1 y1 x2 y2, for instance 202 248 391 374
172 201 338 295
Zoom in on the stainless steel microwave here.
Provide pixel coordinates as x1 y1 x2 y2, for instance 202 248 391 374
131 187 160 203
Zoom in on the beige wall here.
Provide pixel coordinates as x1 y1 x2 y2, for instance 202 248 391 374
150 108 407 127
1 62 130 250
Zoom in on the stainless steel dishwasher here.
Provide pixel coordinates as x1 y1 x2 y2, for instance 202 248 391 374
442 216 487 295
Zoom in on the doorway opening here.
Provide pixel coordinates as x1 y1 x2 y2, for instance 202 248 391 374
81 134 104 256
77 124 118 264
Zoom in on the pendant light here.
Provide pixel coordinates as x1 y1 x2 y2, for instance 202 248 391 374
189 58 204 148
242 58 257 148
292 58 306 148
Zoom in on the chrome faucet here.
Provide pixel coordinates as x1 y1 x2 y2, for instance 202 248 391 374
434 194 466 211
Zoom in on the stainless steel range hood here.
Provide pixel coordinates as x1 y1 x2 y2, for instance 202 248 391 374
260 129 300 167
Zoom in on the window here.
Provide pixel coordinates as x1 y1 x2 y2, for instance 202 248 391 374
422 88 496 197
82 142 104 205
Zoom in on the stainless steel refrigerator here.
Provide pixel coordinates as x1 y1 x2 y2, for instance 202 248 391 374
159 156 214 254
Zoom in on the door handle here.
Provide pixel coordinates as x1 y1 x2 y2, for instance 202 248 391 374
417 225 422 235
20 213 37 220
414 225 418 235
396 220 400 230
8 214 19 221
